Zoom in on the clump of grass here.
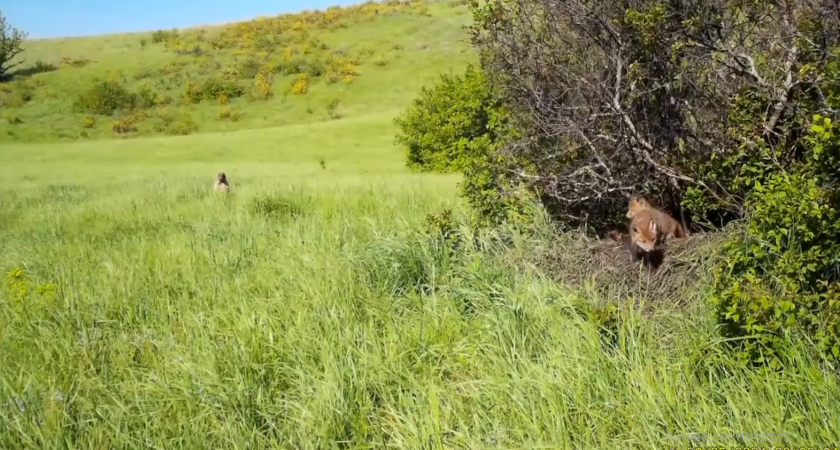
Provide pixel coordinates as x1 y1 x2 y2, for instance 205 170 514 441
164 116 199 135
0 80 34 108
326 98 341 119
32 60 58 74
150 28 179 44
3 113 23 125
249 193 305 220
218 107 241 122
59 57 91 68
111 117 137 134
183 78 244 104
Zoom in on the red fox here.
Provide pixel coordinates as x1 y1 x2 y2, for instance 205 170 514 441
626 196 687 240
626 196 687 260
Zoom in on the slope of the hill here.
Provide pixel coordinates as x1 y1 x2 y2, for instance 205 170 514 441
0 0 474 143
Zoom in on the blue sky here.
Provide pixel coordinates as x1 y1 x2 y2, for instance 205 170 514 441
3 0 363 39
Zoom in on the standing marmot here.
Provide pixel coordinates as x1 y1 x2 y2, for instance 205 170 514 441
214 172 230 193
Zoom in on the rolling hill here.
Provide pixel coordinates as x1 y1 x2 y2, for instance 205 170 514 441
0 0 474 142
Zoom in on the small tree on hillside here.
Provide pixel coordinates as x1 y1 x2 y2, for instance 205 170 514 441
0 11 28 81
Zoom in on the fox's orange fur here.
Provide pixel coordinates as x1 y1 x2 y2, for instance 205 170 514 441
629 210 663 253
626 196 687 260
626 196 686 240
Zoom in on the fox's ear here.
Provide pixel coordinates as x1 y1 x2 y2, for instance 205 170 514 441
648 220 658 233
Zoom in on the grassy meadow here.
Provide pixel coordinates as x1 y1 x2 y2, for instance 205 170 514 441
2 1 840 449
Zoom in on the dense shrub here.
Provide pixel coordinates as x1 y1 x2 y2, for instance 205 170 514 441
275 57 326 77
3 113 22 124
457 135 534 226
112 115 140 134
394 64 502 172
32 60 57 73
394 64 530 225
289 73 309 95
0 79 33 107
183 78 244 104
712 117 840 365
252 71 273 100
467 0 840 233
236 58 261 79
218 107 241 121
164 116 199 135
59 57 91 68
73 81 138 115
173 44 205 56
135 86 158 109
150 28 179 44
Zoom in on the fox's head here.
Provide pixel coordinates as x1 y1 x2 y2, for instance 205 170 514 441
626 196 652 218
630 216 659 252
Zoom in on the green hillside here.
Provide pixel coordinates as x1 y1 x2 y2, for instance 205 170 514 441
0 0 474 142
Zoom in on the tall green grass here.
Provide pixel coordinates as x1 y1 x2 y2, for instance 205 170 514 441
2 118 839 449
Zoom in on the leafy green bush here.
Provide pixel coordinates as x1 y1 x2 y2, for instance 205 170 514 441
150 28 179 44
135 86 158 109
236 58 261 79
712 116 840 366
164 116 199 136
274 57 326 77
394 64 501 172
32 60 57 73
183 78 244 104
73 81 138 115
394 64 535 225
0 80 34 107
458 135 532 226
443 0 840 366
3 113 22 124
394 64 532 225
